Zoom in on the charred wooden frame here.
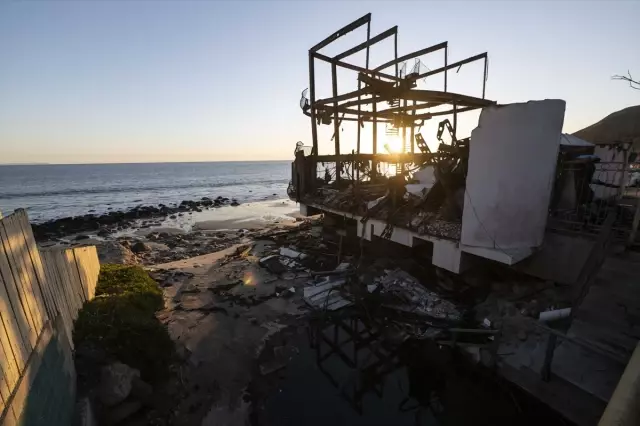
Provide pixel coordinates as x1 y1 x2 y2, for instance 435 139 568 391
303 13 494 184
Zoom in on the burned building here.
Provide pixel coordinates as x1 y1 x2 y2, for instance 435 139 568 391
287 13 597 275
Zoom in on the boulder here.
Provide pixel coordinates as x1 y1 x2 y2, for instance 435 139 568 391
97 242 138 265
97 229 111 238
131 242 151 254
98 363 140 407
105 400 142 424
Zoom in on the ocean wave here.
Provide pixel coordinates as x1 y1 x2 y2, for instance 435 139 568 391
0 178 289 199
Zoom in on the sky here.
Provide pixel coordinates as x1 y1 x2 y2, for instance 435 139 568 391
1 0 639 164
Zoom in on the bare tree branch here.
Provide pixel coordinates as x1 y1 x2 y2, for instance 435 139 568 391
613 70 640 90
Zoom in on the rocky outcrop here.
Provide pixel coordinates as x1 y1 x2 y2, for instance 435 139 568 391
31 196 240 241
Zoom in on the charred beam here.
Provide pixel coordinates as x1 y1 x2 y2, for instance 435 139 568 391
373 41 447 72
417 53 487 79
314 87 373 107
413 105 479 120
316 153 441 163
313 52 401 82
311 13 371 52
331 63 341 182
333 26 397 61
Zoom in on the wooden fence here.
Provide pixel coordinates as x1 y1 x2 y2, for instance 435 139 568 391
40 246 99 348
0 209 99 422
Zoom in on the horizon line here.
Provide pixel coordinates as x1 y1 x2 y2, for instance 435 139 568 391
0 159 291 166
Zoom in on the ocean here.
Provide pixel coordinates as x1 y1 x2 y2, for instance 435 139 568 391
0 161 292 223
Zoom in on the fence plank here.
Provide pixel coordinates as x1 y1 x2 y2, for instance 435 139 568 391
0 218 42 338
49 252 73 347
0 270 27 381
72 249 89 301
17 214 54 322
0 330 13 413
72 246 99 301
48 251 74 315
40 251 73 347
0 312 19 390
87 246 99 298
0 227 35 353
65 249 87 306
12 211 47 323
0 217 40 333
56 250 82 318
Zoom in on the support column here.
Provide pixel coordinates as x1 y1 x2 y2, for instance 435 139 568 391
331 63 341 183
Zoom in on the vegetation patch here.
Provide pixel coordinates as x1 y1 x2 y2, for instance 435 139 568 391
74 264 173 382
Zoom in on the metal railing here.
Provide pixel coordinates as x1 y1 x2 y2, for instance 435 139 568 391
548 156 640 242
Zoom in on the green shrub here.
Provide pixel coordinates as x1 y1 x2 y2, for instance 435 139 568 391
95 264 163 313
74 264 173 381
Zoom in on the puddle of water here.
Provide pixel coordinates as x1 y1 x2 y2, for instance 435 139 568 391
252 313 572 426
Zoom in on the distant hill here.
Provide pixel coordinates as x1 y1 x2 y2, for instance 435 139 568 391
573 105 640 148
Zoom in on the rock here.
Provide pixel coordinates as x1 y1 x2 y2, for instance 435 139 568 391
97 242 138 265
258 255 287 274
75 234 90 241
97 229 110 238
259 359 288 376
106 400 142 424
230 200 240 207
99 363 140 407
512 282 530 297
201 197 211 201
517 329 528 341
490 281 508 293
480 348 495 368
169 215 177 219
131 241 150 253
130 377 153 404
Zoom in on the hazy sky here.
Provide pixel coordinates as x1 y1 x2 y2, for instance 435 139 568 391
1 0 639 164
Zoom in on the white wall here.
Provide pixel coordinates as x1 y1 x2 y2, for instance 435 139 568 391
461 100 566 250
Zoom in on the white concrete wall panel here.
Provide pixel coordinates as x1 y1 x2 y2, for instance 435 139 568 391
462 100 566 250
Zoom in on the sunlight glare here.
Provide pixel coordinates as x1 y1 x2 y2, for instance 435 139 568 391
385 134 403 153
